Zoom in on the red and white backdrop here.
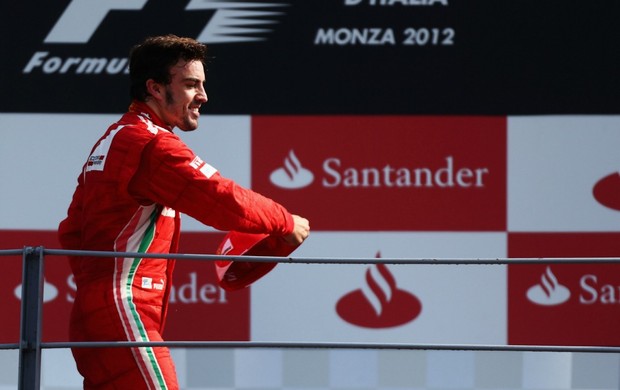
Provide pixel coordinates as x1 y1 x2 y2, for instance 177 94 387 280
1 114 619 348
2 1 620 387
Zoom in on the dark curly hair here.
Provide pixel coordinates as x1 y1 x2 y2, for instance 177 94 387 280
129 35 208 102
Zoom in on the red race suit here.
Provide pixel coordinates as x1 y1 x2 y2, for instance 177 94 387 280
58 101 293 389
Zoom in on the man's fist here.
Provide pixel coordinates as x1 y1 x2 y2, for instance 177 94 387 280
283 214 310 245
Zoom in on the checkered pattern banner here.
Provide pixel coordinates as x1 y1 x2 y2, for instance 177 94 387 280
1 114 620 389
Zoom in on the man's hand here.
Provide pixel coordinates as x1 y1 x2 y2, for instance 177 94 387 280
283 214 310 245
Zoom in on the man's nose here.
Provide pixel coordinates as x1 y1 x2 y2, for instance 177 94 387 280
198 85 208 103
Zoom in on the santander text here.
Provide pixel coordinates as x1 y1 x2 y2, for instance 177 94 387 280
322 156 489 188
580 274 620 305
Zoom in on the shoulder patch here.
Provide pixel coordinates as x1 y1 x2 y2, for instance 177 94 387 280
189 156 218 179
85 126 125 173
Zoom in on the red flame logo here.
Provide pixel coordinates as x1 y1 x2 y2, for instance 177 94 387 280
593 172 620 211
336 253 422 328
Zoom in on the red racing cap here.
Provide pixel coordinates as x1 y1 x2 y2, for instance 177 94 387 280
214 231 301 291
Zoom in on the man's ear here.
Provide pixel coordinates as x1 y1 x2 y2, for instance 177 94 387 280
146 79 164 101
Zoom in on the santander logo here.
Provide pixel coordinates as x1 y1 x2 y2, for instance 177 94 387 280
268 150 490 190
269 150 314 189
336 253 422 328
526 267 571 306
14 279 59 303
593 171 620 211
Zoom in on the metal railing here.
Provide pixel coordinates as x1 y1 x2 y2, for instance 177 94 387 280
3 246 620 390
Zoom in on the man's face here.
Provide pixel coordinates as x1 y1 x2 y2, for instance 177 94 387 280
160 59 208 131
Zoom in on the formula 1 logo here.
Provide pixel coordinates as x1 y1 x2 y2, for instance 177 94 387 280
45 0 288 44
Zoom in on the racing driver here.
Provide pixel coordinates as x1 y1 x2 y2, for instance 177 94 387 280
58 35 310 389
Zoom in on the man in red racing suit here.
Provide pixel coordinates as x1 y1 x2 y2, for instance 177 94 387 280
58 35 309 389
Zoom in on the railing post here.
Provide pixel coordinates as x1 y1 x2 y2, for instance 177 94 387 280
18 246 44 390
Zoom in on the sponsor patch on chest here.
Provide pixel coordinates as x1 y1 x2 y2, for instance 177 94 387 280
141 277 165 290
